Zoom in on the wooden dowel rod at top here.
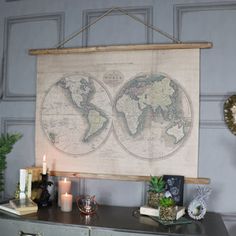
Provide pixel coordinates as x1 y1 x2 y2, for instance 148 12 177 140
29 42 213 55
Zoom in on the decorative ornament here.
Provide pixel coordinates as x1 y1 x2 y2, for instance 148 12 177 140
224 94 236 135
188 186 212 220
147 176 165 208
76 195 98 215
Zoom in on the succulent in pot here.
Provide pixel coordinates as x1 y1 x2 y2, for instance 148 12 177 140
159 197 176 221
147 175 165 208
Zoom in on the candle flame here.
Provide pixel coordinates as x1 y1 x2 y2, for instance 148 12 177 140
64 177 67 182
65 192 68 196
43 154 46 162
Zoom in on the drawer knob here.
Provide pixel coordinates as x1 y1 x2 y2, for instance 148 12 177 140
19 231 41 236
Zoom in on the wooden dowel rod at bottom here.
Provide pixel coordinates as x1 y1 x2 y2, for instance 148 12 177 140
49 170 210 184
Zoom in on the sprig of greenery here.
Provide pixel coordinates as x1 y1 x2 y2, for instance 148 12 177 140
0 133 22 192
159 197 175 207
148 175 165 193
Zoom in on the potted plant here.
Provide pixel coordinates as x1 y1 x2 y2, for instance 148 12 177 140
0 133 22 198
147 175 165 208
159 197 176 221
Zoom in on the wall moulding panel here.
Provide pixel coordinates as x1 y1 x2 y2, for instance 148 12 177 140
82 6 153 47
1 117 35 198
200 120 226 130
173 2 236 103
200 94 229 102
200 97 227 130
2 13 65 101
1 117 35 134
0 56 3 100
173 2 236 132
174 2 236 40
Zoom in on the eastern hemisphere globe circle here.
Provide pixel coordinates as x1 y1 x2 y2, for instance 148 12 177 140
113 73 192 160
41 73 113 155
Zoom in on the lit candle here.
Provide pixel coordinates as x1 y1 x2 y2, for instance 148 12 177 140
42 154 47 175
58 178 71 207
61 192 73 212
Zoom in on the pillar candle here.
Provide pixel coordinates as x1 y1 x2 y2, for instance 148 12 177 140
61 192 73 212
19 169 27 199
58 178 71 207
42 154 47 175
27 171 32 198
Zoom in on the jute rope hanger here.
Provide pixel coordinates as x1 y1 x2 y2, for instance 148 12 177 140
55 6 181 48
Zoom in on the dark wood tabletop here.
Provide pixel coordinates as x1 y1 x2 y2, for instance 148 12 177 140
0 203 229 236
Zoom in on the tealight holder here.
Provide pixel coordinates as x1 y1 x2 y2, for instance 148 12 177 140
76 195 97 215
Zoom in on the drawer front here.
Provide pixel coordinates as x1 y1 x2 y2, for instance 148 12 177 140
91 229 164 236
0 218 89 236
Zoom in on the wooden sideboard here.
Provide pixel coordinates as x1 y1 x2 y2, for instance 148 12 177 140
0 204 229 236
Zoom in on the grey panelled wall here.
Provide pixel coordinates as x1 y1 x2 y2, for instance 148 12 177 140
2 13 64 101
0 0 235 235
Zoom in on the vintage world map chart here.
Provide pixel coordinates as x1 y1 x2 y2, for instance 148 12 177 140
35 48 199 177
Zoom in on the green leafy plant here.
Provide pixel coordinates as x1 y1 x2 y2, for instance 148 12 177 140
148 175 165 193
159 197 175 208
0 133 22 192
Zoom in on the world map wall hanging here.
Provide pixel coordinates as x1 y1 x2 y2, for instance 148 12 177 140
31 43 212 179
